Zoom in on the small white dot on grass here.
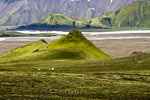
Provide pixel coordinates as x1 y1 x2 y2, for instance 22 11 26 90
49 68 55 71
51 68 54 70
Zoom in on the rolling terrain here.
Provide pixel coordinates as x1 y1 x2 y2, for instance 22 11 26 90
0 30 150 99
1 0 150 99
0 0 144 26
0 30 111 61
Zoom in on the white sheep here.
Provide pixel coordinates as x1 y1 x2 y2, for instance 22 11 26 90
49 68 54 71
51 68 54 70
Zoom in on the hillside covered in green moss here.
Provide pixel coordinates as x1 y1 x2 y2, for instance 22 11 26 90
17 13 109 30
99 1 150 28
0 30 111 61
1 30 150 100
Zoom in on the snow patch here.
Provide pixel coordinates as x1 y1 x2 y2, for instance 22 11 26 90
108 0 113 9
110 0 113 4
69 0 80 1
91 8 95 11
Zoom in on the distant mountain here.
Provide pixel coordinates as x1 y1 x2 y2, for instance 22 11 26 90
17 13 108 30
0 30 111 60
38 14 89 28
99 1 150 28
17 1 150 30
0 0 144 26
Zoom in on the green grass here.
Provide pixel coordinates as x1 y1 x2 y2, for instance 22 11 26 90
0 39 47 59
0 52 150 99
0 53 150 100
1 71 150 100
0 30 150 99
0 44 150 100
0 52 150 72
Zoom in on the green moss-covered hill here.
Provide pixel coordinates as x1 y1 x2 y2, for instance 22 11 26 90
39 14 87 27
0 30 111 61
99 1 150 28
18 14 108 30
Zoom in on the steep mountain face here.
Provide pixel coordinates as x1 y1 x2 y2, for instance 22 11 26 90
0 0 144 26
99 1 150 28
0 30 111 60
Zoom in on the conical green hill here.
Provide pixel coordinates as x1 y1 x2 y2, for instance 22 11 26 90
42 29 111 60
0 30 111 61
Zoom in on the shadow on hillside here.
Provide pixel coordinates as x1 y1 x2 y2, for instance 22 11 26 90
16 24 109 31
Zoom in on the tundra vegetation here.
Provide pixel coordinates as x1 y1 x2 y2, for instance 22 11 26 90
0 30 150 100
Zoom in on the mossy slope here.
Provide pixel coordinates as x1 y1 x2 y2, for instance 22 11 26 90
39 14 88 28
99 1 150 28
45 30 111 60
0 39 47 60
18 14 108 30
0 30 111 61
